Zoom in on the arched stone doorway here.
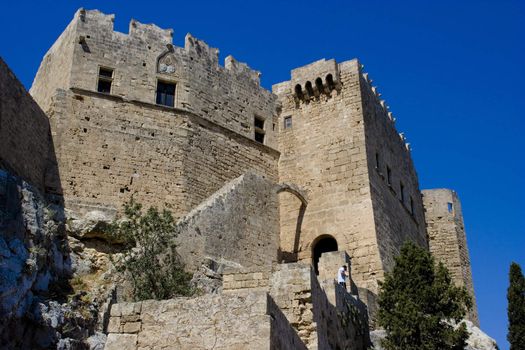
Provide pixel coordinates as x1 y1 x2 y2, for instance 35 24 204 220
312 235 338 275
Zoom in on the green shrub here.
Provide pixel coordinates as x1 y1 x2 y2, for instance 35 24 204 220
109 198 193 301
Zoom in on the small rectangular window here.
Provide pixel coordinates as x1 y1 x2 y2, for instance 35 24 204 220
447 202 453 213
156 81 176 107
375 152 380 169
284 116 292 129
97 67 113 94
400 182 405 203
386 166 392 185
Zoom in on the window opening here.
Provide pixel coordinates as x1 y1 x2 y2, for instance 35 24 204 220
447 202 453 213
156 80 176 107
387 166 392 185
400 182 405 203
375 152 380 169
254 115 265 144
410 197 414 215
97 67 113 94
284 116 292 129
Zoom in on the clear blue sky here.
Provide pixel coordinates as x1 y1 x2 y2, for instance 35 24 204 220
1 1 523 348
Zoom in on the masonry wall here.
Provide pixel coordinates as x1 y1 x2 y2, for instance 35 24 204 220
422 188 479 326
174 173 280 271
359 73 428 273
269 263 369 350
0 58 60 194
274 59 383 296
46 89 278 216
105 291 304 350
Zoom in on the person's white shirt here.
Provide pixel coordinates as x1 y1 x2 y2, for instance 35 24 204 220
337 266 346 283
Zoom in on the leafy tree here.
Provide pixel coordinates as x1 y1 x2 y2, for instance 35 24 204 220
109 198 193 301
377 241 472 350
508 262 525 350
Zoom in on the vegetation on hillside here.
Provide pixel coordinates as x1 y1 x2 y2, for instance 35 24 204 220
377 241 472 350
508 262 525 350
109 198 193 301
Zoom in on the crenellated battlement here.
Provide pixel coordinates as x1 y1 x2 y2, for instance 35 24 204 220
360 68 412 153
76 8 174 44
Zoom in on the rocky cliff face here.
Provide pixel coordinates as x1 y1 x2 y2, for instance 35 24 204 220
0 170 113 349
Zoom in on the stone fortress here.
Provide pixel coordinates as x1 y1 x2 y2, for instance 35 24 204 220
0 8 492 350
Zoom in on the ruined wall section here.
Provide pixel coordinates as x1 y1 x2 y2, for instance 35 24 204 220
359 72 428 273
105 292 304 350
48 90 277 216
54 9 278 148
274 59 383 294
422 189 479 326
0 58 60 194
174 173 280 271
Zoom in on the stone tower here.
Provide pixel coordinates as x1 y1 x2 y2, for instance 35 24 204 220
273 59 427 303
422 189 479 326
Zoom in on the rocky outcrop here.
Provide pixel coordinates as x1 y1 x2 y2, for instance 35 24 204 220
370 320 499 350
0 170 115 349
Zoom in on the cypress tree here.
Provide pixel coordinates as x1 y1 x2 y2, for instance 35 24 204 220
377 241 472 350
508 262 525 350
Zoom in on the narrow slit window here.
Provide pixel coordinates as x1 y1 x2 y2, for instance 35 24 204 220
400 182 405 203
97 67 113 94
284 116 292 129
156 81 176 107
386 166 392 185
410 197 414 215
375 152 380 169
254 115 265 144
447 202 453 213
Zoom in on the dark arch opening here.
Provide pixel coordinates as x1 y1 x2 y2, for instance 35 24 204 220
305 81 314 97
312 235 338 275
315 77 324 95
326 74 335 90
294 84 303 99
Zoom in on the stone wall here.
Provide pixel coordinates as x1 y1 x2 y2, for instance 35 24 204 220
45 88 278 216
274 59 383 297
359 71 428 272
422 188 479 326
105 291 305 350
174 173 280 271
269 263 369 350
0 58 60 195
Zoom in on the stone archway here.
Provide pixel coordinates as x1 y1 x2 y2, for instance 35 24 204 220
312 235 338 275
277 183 308 263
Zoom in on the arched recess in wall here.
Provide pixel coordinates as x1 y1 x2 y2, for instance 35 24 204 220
312 235 338 275
277 184 308 263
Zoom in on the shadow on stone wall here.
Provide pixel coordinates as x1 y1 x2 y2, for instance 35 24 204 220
0 57 78 348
